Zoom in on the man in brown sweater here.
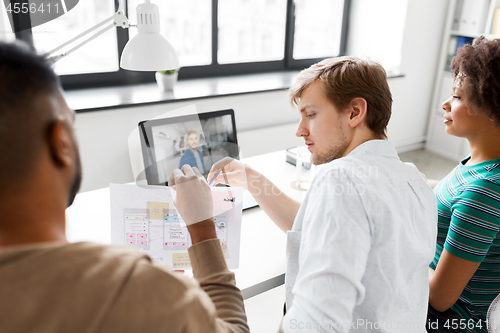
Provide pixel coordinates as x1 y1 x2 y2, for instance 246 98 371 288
0 41 249 333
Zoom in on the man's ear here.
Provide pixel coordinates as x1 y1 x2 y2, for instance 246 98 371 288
48 118 73 167
348 98 368 128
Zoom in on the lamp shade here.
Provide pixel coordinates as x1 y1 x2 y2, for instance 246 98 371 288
120 1 180 71
120 33 180 71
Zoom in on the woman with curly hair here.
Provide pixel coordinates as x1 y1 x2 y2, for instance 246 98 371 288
427 36 500 333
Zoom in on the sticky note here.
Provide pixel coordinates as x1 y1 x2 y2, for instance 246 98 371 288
223 248 230 259
172 252 191 269
147 202 169 220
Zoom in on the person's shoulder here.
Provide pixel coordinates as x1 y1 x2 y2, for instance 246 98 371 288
72 243 190 278
0 242 150 276
314 156 375 185
482 167 500 186
64 242 147 260
87 245 217 331
72 242 208 308
319 155 357 174
58 243 158 279
57 243 186 282
460 176 500 198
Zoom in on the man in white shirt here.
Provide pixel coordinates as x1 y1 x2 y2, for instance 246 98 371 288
208 57 437 332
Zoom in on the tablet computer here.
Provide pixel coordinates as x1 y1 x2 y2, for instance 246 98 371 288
139 109 239 186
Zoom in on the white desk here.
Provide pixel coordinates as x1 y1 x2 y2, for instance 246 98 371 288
65 150 306 300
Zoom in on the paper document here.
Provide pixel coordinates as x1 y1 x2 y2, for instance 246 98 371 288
110 184 243 269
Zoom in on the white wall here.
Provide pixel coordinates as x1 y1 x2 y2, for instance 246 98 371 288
348 0 449 150
388 0 449 149
347 0 408 71
74 0 449 192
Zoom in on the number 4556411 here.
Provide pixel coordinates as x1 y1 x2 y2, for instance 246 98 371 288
444 318 487 330
5 2 60 14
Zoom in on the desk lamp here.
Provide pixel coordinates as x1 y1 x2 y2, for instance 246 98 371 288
46 0 180 71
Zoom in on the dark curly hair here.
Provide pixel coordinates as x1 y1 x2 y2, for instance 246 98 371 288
451 36 500 126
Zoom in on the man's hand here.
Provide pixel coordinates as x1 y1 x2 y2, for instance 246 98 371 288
207 157 253 189
209 156 299 233
168 165 216 244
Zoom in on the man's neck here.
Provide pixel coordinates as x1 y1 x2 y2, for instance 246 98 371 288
0 226 67 248
0 188 68 247
342 130 382 158
190 147 198 153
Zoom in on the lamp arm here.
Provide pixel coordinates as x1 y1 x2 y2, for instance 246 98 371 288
117 0 125 13
46 8 132 63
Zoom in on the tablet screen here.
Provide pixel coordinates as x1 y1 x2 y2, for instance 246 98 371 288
139 110 239 185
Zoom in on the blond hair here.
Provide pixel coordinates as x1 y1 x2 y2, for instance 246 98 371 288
289 56 392 139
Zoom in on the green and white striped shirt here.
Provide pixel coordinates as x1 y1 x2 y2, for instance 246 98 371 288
430 157 500 333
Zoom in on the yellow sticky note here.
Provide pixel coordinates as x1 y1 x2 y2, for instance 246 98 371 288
223 248 230 259
172 252 191 269
147 202 169 220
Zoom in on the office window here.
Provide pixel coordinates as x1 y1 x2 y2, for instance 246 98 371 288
292 0 345 60
218 0 287 64
346 0 406 73
31 0 119 75
128 0 211 67
0 3 14 41
3 0 349 89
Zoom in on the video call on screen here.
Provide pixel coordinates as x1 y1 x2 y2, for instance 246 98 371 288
149 115 238 184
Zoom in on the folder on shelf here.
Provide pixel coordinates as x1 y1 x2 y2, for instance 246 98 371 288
456 36 474 49
459 0 489 34
445 36 457 72
493 8 500 35
444 36 474 72
452 0 464 31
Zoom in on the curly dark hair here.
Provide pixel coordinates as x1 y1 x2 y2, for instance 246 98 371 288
451 36 500 126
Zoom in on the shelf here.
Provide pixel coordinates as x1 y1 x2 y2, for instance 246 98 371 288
450 30 500 39
477 33 500 39
427 0 481 160
450 30 483 38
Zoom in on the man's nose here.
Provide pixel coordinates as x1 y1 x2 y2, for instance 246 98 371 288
296 121 309 137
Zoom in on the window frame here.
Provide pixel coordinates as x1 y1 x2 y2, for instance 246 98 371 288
8 0 350 90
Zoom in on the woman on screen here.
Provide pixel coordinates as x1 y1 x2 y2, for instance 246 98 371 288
427 36 500 333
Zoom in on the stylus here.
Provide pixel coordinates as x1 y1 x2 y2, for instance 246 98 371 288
208 170 222 187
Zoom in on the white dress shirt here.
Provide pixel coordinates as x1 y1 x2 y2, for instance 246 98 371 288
283 140 437 332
